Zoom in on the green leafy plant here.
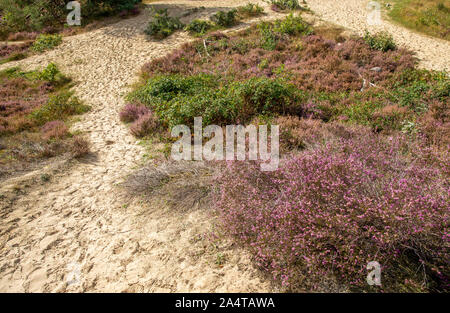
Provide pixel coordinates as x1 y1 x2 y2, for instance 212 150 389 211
144 8 184 39
258 22 280 50
210 9 238 28
30 91 90 125
31 34 62 52
270 0 302 10
363 31 397 52
237 3 264 18
274 13 313 35
38 63 62 82
184 19 214 36
129 74 301 128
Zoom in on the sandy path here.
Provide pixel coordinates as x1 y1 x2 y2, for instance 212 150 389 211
0 2 280 292
0 0 448 293
307 0 450 72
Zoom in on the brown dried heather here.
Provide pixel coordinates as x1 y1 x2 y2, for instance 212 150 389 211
71 136 90 158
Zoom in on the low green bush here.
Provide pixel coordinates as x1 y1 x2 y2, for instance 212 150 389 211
388 69 449 112
210 9 238 28
30 91 90 125
0 0 142 39
257 15 312 50
274 13 313 36
145 8 184 39
270 0 302 10
258 22 280 50
37 62 64 83
184 19 214 36
129 74 302 128
31 34 62 52
363 31 397 52
237 3 265 18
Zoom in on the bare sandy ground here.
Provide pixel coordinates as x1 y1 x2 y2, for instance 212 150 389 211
0 0 447 292
0 2 280 292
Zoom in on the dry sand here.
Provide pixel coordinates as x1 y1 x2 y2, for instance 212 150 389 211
0 0 448 292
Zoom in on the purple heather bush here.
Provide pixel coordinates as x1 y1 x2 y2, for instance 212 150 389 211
214 131 449 291
0 42 31 61
0 76 49 135
0 65 88 176
129 112 158 138
41 120 68 139
132 16 449 292
7 31 39 41
119 103 150 123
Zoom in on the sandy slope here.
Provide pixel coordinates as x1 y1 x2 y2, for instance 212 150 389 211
0 0 448 292
0 2 280 292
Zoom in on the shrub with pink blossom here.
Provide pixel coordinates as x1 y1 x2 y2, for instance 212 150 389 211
129 112 159 138
213 132 449 292
119 103 150 123
41 120 68 139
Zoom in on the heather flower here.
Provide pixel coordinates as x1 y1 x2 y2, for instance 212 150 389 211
41 120 68 139
130 112 158 138
213 133 449 291
119 103 150 123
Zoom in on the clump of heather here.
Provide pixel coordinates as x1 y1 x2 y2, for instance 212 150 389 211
0 42 31 63
213 132 449 291
7 31 39 41
119 103 150 123
130 112 158 138
0 42 31 58
0 65 89 178
0 76 49 135
141 25 416 94
41 120 68 139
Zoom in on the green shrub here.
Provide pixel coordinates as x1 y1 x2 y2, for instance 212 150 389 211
232 76 302 118
1 63 70 86
274 13 313 35
0 0 142 39
363 31 397 52
129 74 301 128
258 22 280 50
145 8 184 39
237 3 264 18
38 63 60 82
388 69 449 112
31 34 62 52
0 0 61 34
270 0 302 10
257 15 312 50
30 91 90 125
184 19 214 36
210 9 238 28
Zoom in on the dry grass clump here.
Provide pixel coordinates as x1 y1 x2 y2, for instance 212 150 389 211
71 136 90 158
124 161 213 211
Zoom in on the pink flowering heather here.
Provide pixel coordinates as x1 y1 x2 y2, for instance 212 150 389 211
129 112 158 138
41 120 68 139
119 103 150 123
213 132 449 291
